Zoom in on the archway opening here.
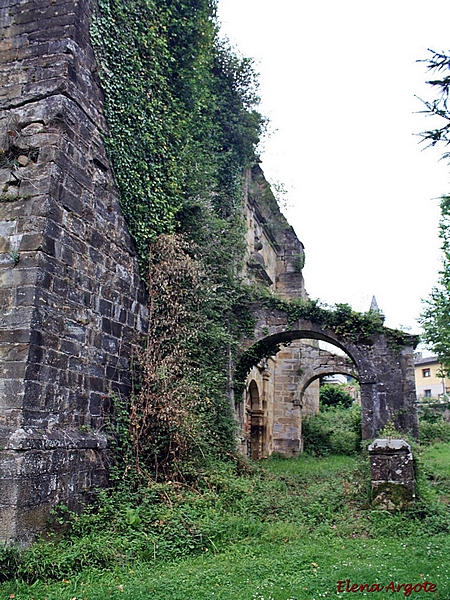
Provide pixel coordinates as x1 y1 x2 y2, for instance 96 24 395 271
240 331 365 458
246 380 266 459
300 354 362 456
238 310 419 456
299 340 360 416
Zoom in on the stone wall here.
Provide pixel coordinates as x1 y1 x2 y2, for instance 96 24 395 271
0 0 420 542
238 342 360 458
240 165 314 457
0 0 147 543
243 165 306 298
248 313 419 442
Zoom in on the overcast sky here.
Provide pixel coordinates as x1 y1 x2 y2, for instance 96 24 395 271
217 0 450 334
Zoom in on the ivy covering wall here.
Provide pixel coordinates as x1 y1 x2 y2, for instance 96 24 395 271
91 0 263 477
89 0 417 479
91 0 263 267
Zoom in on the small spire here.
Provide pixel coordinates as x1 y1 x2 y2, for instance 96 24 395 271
370 295 380 312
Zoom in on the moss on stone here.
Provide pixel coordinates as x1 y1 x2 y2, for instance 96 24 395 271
372 482 415 511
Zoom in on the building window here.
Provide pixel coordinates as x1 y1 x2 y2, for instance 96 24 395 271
422 368 431 378
424 389 432 398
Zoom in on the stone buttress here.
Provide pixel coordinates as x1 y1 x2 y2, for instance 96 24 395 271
0 0 147 542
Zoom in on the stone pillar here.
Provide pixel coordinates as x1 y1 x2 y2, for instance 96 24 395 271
357 340 418 440
272 345 302 454
369 439 415 510
0 0 147 543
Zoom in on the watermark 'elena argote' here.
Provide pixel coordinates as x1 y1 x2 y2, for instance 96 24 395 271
337 579 437 596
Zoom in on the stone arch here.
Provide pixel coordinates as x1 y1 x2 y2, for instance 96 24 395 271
237 313 418 454
293 342 359 414
300 370 360 410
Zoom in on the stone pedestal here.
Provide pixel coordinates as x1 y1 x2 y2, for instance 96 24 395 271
369 438 415 510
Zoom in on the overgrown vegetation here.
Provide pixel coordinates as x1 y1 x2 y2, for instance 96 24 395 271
263 296 418 347
319 383 354 409
2 435 450 597
89 0 419 480
302 404 362 456
417 399 450 444
3 4 448 597
90 0 265 477
2 401 450 595
111 233 239 482
91 0 264 268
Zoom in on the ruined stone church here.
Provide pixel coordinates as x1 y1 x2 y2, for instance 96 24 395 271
0 0 418 542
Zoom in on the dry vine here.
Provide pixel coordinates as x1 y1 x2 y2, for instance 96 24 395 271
129 233 204 480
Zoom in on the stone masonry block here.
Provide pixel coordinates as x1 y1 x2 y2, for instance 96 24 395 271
369 439 415 510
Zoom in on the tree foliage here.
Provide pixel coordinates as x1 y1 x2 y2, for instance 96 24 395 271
418 50 450 158
420 195 450 374
319 383 354 409
419 50 450 374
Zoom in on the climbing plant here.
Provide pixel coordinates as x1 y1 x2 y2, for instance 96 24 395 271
91 0 263 269
90 0 264 477
261 297 386 342
263 296 417 347
89 0 416 478
234 297 418 394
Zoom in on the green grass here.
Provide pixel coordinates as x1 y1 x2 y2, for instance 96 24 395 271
1 450 450 599
420 442 450 479
4 535 450 600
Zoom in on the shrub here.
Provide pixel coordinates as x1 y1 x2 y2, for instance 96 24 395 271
419 419 450 445
0 545 21 583
302 405 362 456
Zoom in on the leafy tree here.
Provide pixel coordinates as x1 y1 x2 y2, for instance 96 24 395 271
419 50 450 374
319 383 354 409
420 194 450 375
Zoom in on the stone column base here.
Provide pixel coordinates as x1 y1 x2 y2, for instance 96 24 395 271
368 438 415 510
273 437 302 455
0 427 110 545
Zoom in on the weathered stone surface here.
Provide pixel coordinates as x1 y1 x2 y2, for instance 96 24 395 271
0 0 421 542
369 438 415 510
238 311 418 458
238 142 417 459
0 0 147 542
0 429 110 545
248 314 418 440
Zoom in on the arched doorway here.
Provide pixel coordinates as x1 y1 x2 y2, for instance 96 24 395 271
237 315 418 456
246 380 266 459
296 341 360 415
